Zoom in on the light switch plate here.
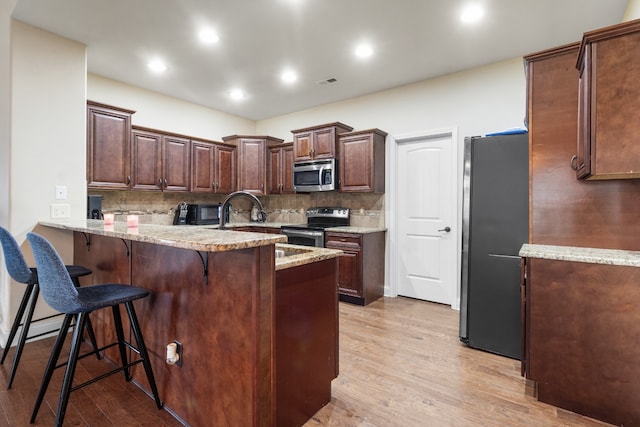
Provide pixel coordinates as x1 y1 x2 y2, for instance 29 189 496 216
55 185 67 200
51 203 70 218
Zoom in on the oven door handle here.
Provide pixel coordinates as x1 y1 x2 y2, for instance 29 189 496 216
282 229 324 237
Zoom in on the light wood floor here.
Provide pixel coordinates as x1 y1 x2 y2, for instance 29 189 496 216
0 297 611 426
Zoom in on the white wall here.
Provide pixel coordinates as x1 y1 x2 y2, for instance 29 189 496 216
1 20 87 343
88 74 255 140
0 0 18 345
256 58 526 141
624 0 640 20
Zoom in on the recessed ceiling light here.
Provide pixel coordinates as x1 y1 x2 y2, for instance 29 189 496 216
460 4 484 23
147 59 167 73
198 28 219 44
281 69 297 84
355 43 373 59
229 89 246 100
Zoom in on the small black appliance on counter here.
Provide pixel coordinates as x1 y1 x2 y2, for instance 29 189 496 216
87 195 103 219
173 203 188 225
173 203 230 225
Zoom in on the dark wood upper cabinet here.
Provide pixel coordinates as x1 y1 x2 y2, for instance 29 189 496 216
338 129 387 193
575 19 640 180
163 135 191 191
191 139 236 194
223 135 284 195
291 123 353 162
87 102 135 189
131 129 162 191
268 142 294 194
131 128 191 192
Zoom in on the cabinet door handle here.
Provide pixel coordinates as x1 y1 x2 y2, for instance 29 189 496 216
127 175 131 184
570 154 578 171
158 178 163 186
164 178 168 186
438 226 451 232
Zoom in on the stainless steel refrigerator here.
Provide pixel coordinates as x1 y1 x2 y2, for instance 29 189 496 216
459 132 528 360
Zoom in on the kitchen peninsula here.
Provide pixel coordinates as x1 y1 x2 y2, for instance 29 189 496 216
37 219 342 427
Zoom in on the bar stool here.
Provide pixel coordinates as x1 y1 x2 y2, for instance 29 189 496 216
0 226 100 390
26 232 162 426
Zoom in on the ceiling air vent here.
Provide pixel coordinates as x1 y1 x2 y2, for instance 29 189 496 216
316 77 338 85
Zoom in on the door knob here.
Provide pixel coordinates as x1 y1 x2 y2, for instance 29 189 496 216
438 226 451 232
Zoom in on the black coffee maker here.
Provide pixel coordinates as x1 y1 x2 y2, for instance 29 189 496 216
87 195 103 219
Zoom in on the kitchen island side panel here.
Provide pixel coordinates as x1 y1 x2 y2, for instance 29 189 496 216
275 258 338 427
130 241 275 427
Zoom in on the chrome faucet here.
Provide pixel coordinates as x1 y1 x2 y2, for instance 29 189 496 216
219 191 267 229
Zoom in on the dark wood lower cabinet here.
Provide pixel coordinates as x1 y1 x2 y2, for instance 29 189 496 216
522 257 640 426
325 231 385 306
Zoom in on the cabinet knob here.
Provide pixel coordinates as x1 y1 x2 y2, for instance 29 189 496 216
570 154 578 171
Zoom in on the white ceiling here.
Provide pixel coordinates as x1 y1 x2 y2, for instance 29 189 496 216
12 0 629 120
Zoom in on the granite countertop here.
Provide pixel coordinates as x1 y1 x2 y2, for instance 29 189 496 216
39 219 342 269
520 243 640 268
196 222 387 234
325 226 387 234
273 243 342 271
39 219 287 252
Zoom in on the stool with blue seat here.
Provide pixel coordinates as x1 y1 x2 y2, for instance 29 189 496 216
26 231 162 426
0 226 100 390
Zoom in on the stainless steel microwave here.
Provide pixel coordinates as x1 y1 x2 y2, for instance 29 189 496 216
293 159 337 192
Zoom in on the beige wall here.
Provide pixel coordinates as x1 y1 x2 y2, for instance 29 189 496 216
256 57 527 142
1 20 87 341
0 0 17 345
624 0 640 20
88 74 255 141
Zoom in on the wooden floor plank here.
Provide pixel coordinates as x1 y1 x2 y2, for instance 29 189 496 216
0 297 612 426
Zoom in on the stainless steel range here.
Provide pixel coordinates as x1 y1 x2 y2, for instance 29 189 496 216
281 207 350 247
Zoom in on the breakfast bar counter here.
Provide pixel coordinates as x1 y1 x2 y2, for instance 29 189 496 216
38 219 342 427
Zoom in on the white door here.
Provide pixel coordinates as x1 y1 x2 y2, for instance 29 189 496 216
395 131 456 305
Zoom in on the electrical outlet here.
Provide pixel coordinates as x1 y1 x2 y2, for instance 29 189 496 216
174 340 183 367
55 185 67 200
51 203 70 218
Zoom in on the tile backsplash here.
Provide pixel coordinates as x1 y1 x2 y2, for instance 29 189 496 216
91 190 385 228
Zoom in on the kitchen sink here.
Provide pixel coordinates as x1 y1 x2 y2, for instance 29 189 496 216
275 245 315 258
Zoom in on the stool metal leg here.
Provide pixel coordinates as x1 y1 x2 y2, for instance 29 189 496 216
3 284 37 389
111 305 131 381
84 315 101 359
0 283 35 365
30 313 74 424
125 301 162 409
53 312 87 427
